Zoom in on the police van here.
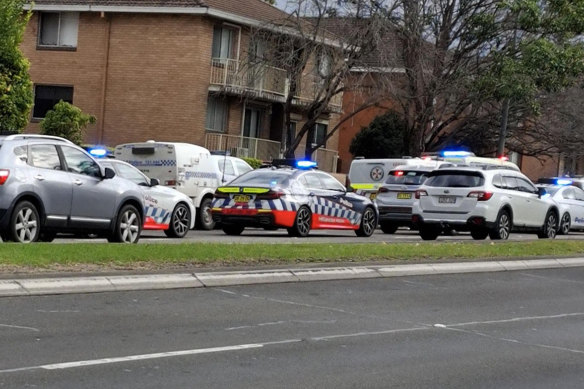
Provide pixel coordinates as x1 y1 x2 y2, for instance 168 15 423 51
348 157 442 199
114 141 252 230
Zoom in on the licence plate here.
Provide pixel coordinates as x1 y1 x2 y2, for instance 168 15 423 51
397 192 412 200
369 193 377 200
438 196 456 204
233 194 251 203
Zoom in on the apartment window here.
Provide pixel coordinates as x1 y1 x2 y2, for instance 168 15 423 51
243 107 263 139
317 51 332 78
212 26 236 59
38 12 79 48
312 123 327 147
33 85 73 119
206 96 228 132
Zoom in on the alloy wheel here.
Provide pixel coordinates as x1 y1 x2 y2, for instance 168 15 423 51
498 213 510 240
173 205 190 236
296 207 311 236
15 207 38 243
120 210 140 243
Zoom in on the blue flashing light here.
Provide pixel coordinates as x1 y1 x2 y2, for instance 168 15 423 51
556 178 573 186
89 147 108 158
296 160 317 169
441 150 473 158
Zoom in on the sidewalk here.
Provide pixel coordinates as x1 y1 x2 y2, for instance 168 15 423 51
2 257 584 297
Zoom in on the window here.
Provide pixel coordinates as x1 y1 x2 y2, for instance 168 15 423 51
61 146 101 178
313 123 327 147
38 12 79 48
385 170 428 185
317 173 345 191
574 188 584 201
30 145 61 170
115 162 149 186
212 26 236 59
502 176 518 190
217 159 235 176
234 159 253 175
563 188 576 200
33 85 73 119
516 178 537 193
424 172 484 188
243 107 263 139
206 96 228 132
492 174 503 188
300 173 322 189
317 51 332 78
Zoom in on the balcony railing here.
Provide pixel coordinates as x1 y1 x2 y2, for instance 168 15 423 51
293 73 343 112
210 58 287 98
205 133 338 173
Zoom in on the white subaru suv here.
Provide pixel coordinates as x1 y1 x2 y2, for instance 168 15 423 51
411 166 559 240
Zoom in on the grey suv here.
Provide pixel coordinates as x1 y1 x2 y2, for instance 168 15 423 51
0 134 144 243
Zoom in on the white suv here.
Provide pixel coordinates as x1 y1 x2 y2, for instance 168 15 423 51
411 167 559 240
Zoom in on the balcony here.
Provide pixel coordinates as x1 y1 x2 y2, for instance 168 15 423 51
293 73 343 113
205 133 338 173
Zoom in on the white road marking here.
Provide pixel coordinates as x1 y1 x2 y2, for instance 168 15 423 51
443 312 584 327
0 323 39 332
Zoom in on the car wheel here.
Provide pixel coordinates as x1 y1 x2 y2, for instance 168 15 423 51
380 221 398 234
196 197 215 230
489 210 511 240
537 210 558 239
356 206 377 237
9 201 40 243
419 224 440 241
287 206 311 237
222 224 245 236
470 228 489 240
164 203 191 238
108 204 141 243
559 212 571 235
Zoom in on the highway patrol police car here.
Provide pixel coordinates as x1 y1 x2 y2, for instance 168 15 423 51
212 160 378 237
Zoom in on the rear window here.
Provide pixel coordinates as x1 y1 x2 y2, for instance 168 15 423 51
229 170 291 187
424 171 484 187
385 170 428 185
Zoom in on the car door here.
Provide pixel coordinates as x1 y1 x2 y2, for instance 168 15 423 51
27 144 73 227
516 177 548 227
500 175 528 227
60 145 117 228
567 187 584 228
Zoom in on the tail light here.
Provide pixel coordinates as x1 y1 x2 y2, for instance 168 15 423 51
378 187 389 193
394 171 404 176
256 190 284 200
0 170 9 185
415 189 428 199
467 191 493 201
164 180 176 186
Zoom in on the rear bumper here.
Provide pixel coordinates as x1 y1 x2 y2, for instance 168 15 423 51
412 214 495 230
212 208 296 228
378 205 412 223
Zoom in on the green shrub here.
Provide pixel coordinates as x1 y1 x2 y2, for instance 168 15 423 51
40 101 96 145
350 111 407 158
241 157 263 169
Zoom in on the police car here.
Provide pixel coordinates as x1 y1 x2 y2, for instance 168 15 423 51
212 160 378 237
98 159 196 238
536 178 584 234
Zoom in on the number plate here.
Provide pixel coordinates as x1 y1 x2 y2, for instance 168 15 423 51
438 196 456 204
233 194 251 203
369 193 377 200
397 192 412 200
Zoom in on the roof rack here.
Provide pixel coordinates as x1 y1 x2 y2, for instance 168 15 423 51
3 134 74 144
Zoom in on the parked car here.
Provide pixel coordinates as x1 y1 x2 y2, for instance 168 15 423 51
98 159 195 238
212 161 378 237
535 180 584 234
114 141 252 230
375 164 444 233
0 134 144 243
411 166 559 240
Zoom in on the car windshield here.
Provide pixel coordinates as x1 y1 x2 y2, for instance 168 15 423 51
228 170 291 187
385 170 428 185
424 171 484 188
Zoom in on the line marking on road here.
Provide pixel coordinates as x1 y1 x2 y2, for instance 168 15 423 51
442 312 584 327
0 323 40 332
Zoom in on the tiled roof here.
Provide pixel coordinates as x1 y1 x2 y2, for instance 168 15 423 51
205 0 290 23
31 0 206 6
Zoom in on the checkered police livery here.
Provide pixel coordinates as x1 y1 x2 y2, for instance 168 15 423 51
311 196 361 225
212 197 299 212
144 205 171 226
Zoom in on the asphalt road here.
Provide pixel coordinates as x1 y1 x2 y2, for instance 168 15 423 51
56 227 584 244
2 267 584 388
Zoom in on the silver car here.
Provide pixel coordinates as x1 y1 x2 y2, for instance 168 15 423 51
0 134 144 243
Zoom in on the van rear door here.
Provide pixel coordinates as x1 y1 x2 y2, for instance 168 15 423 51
114 143 178 186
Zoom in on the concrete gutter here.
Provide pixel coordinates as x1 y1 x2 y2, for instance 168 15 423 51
2 257 584 297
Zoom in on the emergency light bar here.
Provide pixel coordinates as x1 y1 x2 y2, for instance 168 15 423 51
441 150 474 158
296 160 317 169
556 179 573 186
88 147 108 158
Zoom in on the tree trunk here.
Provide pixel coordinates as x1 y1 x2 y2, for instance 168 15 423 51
497 98 511 157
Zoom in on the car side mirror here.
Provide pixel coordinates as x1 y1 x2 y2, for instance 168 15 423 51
150 178 160 186
538 187 547 198
104 167 116 179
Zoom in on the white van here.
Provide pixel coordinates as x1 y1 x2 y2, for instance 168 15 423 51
348 157 444 199
114 141 252 230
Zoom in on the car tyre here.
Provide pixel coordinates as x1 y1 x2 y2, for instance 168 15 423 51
356 206 377 237
287 206 311 237
9 201 40 243
489 209 511 240
559 212 570 235
470 228 489 240
380 221 398 234
537 210 558 239
164 203 191 238
419 224 440 241
196 197 215 230
222 224 245 236
108 204 142 243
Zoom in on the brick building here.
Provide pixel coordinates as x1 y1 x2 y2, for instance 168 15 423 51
20 0 342 172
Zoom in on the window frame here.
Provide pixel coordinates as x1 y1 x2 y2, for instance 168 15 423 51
37 12 79 50
32 84 74 120
205 95 228 133
312 122 328 148
211 25 237 60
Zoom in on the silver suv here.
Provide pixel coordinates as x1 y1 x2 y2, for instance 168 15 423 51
411 166 559 240
0 134 144 243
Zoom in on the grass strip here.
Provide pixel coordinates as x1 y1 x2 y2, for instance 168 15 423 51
1 240 584 269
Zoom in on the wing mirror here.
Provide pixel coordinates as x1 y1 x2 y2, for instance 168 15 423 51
150 178 160 186
104 167 116 179
538 187 547 198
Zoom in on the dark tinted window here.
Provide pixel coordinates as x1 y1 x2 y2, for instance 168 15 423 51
61 146 101 178
229 170 291 187
385 170 428 185
33 85 74 118
30 145 61 170
424 172 484 187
